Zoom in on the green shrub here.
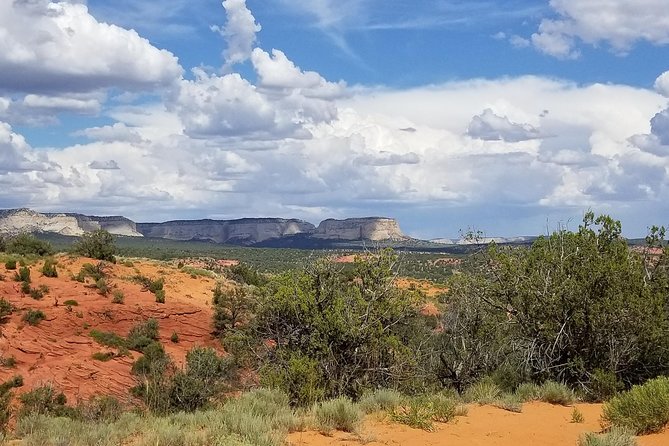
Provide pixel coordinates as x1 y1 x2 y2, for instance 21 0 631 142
63 300 78 307
464 379 502 404
0 356 16 368
493 394 523 413
90 330 127 349
22 309 46 326
95 278 109 296
127 318 159 351
41 258 57 278
578 427 637 446
602 376 669 435
19 385 69 418
4 260 16 270
73 229 116 262
588 369 624 402
260 352 325 407
111 290 124 304
76 395 123 422
7 234 53 257
0 375 23 432
14 266 30 283
0 298 13 320
20 281 31 294
538 381 575 406
391 399 436 431
359 388 404 413
170 332 179 343
92 352 115 362
77 262 108 282
514 382 541 402
29 287 44 300
155 289 165 303
572 407 585 423
314 397 362 433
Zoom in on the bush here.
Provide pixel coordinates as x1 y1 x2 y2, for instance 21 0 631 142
514 382 541 402
493 394 523 413
155 289 165 303
92 352 115 362
41 258 57 278
464 379 502 404
95 278 109 296
170 332 179 343
22 309 46 326
90 330 126 349
213 284 253 336
602 376 669 435
0 356 16 368
314 397 362 433
76 395 123 422
77 262 109 282
7 234 53 257
127 318 159 352
359 388 404 413
588 369 624 402
19 385 69 418
63 299 78 307
0 375 23 432
73 229 116 262
391 399 436 431
111 290 124 304
572 407 585 423
20 281 31 294
578 427 638 446
29 287 44 300
4 260 16 270
0 298 13 320
14 266 30 283
538 381 575 406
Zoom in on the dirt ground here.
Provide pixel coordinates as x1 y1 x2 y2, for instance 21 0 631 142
288 402 668 446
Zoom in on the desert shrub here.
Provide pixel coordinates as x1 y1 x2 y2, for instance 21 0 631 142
578 427 637 446
181 266 215 278
131 342 169 377
260 352 325 407
73 229 116 262
514 382 541 402
313 397 362 433
41 258 57 278
92 352 115 362
170 332 179 343
0 356 16 368
63 299 78 307
538 381 575 406
602 376 669 435
225 262 267 286
588 369 624 402
77 262 109 283
19 385 70 418
22 309 46 326
127 318 159 351
4 259 16 270
131 342 173 414
464 379 502 404
76 395 123 422
14 266 31 283
20 281 31 294
359 388 404 413
111 290 124 304
212 284 253 336
391 398 436 431
0 298 13 320
29 287 44 300
0 375 23 432
90 330 127 349
493 394 523 413
225 388 299 431
572 407 585 423
95 278 109 296
154 289 165 303
7 234 53 257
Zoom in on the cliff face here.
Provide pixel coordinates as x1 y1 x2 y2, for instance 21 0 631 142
314 217 406 241
0 209 142 237
137 218 316 244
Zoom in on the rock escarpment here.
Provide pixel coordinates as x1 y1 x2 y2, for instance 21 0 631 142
137 218 316 244
314 217 407 241
0 209 142 237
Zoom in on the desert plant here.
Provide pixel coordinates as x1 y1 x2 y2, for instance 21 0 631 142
92 352 115 362
602 376 669 435
63 299 78 307
359 388 404 413
73 229 116 262
314 397 362 433
493 394 523 413
14 266 30 283
514 382 541 402
572 407 585 423
391 399 436 431
0 298 13 320
41 258 57 278
0 356 16 368
18 385 70 418
578 427 637 446
89 330 127 349
0 375 23 432
127 318 159 351
4 259 16 270
7 234 53 257
170 332 179 343
154 289 165 303
22 309 46 326
111 290 124 304
20 281 31 294
464 379 502 404
95 278 109 296
538 381 575 406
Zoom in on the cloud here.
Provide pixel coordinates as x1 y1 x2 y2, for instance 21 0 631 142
630 108 669 156
213 0 261 67
467 108 543 142
74 123 144 143
656 71 669 98
89 160 121 170
356 152 420 166
0 0 182 94
529 0 669 58
0 121 50 173
0 92 103 126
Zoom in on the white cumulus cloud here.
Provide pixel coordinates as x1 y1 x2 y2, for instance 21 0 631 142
467 108 543 142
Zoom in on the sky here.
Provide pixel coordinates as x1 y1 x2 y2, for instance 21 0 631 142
1 0 669 239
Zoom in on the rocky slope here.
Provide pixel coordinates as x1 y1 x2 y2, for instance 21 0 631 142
0 209 142 237
313 217 407 241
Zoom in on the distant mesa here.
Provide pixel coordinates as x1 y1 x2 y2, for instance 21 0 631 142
0 208 408 246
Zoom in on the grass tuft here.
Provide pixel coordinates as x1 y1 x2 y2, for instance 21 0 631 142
314 397 362 433
578 427 637 446
602 376 669 435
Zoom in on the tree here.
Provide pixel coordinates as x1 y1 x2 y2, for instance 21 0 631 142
212 284 254 336
74 229 116 261
6 233 53 256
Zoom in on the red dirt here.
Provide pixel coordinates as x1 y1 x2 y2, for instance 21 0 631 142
0 255 222 403
288 402 668 446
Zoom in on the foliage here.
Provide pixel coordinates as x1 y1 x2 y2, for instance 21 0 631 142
127 318 159 351
0 298 13 320
14 266 31 283
41 258 58 278
571 407 585 423
359 388 404 413
225 262 268 286
0 375 23 432
22 309 46 326
212 284 254 336
437 213 669 394
19 385 70 418
578 428 638 446
233 249 431 405
4 259 16 270
6 234 53 257
602 376 669 435
73 229 116 262
0 356 16 368
463 379 502 405
493 394 523 413
538 381 576 406
76 262 109 282
170 331 179 343
92 352 116 362
111 290 125 304
514 383 541 402
63 299 78 307
313 397 362 433
90 330 127 349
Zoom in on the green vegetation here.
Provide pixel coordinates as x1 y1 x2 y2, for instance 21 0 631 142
359 388 404 413
63 299 78 307
75 262 109 283
571 407 585 423
22 309 46 326
92 352 115 362
212 283 253 336
4 259 16 270
111 290 124 304
89 330 126 349
127 318 159 351
314 397 362 433
14 266 30 283
132 274 165 302
0 375 23 432
602 376 669 434
6 234 53 257
538 381 576 406
578 428 638 446
170 331 179 343
0 356 16 368
73 229 116 262
0 298 13 320
41 258 58 277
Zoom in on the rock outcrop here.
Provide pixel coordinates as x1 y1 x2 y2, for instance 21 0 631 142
314 217 407 241
0 209 142 237
137 218 316 244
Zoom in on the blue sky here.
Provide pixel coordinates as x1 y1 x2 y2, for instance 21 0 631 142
1 0 669 238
